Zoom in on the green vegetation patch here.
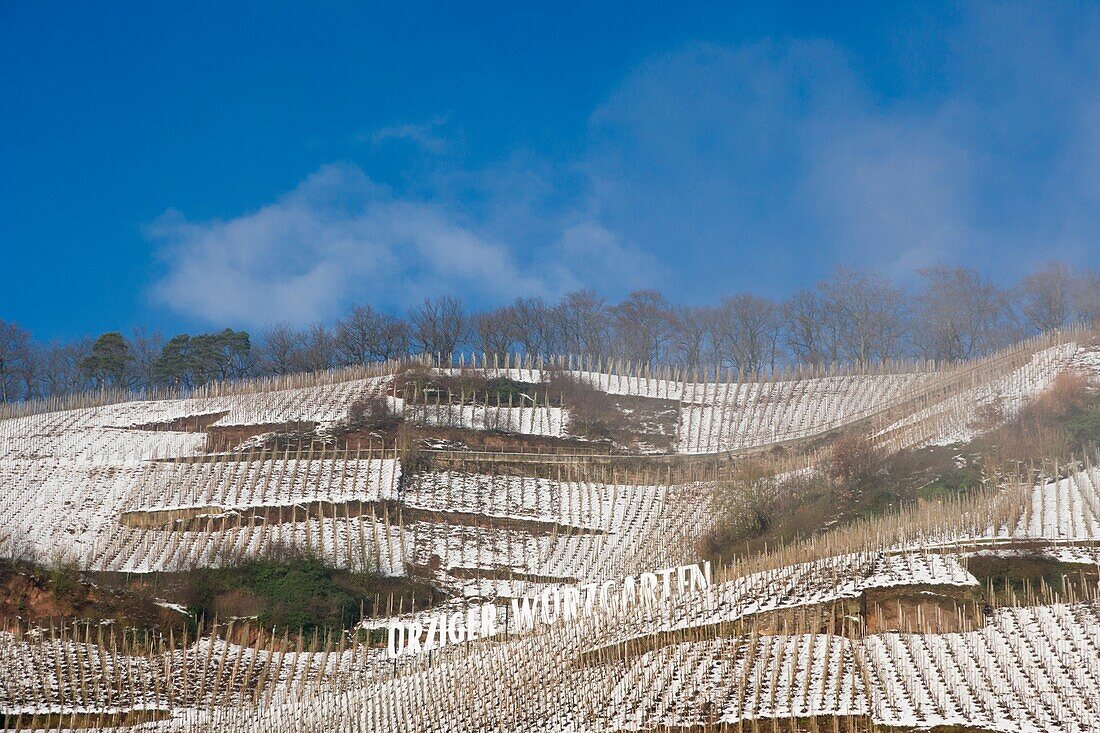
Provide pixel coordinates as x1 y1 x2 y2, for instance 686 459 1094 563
966 553 1099 596
398 368 558 407
914 461 986 502
181 552 442 635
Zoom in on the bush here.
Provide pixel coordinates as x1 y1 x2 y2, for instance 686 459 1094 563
969 398 1006 433
395 422 427 471
827 434 883 504
182 547 374 635
1041 371 1100 448
713 462 779 534
699 464 837 561
346 396 401 432
1064 406 1100 446
398 366 490 405
701 462 780 559
484 377 543 406
546 369 621 440
398 366 548 408
1034 371 1092 416
47 557 80 602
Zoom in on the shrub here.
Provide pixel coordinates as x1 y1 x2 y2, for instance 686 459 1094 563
396 422 426 471
827 434 883 504
714 462 779 533
701 462 779 558
969 398 1006 433
346 396 401 432
398 366 494 406
546 369 621 440
182 547 374 635
179 545 442 636
484 377 542 406
47 557 80 602
395 365 441 403
915 462 986 502
1035 371 1092 415
1064 406 1100 447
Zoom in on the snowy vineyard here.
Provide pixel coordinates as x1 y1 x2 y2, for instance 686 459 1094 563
0 331 1081 575
2 329 1099 732
5 582 1100 731
4 461 1100 731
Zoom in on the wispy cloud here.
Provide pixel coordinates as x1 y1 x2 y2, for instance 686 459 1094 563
368 115 451 154
580 5 1100 291
147 163 659 327
150 164 541 325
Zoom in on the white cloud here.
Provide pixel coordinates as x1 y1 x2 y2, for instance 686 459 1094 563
148 163 659 327
803 103 977 276
149 164 559 326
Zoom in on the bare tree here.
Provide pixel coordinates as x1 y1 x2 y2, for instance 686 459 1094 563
0 319 32 402
782 289 837 367
669 306 715 368
473 307 516 359
33 338 91 397
818 268 908 365
713 294 780 376
294 323 339 373
1073 268 1100 325
610 290 673 365
1018 261 1074 333
257 324 304 376
128 328 165 389
913 266 1015 362
558 289 610 358
503 297 562 356
409 296 469 357
335 305 410 365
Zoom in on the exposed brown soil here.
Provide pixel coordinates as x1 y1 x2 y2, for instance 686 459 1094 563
128 411 229 432
205 421 318 451
862 583 983 634
0 561 183 633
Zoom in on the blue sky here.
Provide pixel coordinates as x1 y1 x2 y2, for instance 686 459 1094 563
2 2 1099 340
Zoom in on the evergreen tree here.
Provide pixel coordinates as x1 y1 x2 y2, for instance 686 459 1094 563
79 332 132 388
153 329 252 388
